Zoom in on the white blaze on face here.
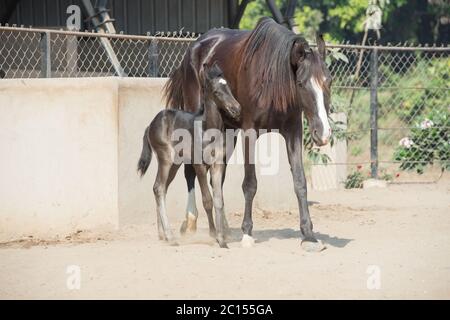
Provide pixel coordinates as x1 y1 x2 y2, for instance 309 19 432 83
310 77 331 142
218 78 227 85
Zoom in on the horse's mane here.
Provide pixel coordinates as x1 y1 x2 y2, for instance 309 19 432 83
241 17 307 112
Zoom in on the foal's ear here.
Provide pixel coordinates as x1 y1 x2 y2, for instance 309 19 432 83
290 40 308 67
316 33 326 60
199 63 208 84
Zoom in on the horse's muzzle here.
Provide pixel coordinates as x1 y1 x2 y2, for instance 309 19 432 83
312 128 331 146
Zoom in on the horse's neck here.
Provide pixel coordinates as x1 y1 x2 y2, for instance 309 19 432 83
202 99 223 130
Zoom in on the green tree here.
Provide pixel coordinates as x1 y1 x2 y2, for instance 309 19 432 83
238 0 448 44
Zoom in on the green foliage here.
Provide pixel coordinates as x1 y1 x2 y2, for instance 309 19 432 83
326 47 349 66
394 111 450 174
380 171 393 182
239 0 281 30
385 57 450 122
293 5 323 40
303 116 347 165
237 0 445 44
344 170 365 189
351 146 363 156
328 0 368 34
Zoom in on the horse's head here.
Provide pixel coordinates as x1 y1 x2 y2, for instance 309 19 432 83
203 62 241 121
291 34 332 146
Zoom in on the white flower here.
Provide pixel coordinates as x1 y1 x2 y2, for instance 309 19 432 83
420 119 434 129
399 137 414 149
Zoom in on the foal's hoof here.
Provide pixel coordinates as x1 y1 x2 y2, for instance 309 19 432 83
180 220 188 235
168 239 179 247
223 220 231 239
241 234 255 248
209 229 217 238
217 241 229 249
301 239 326 252
224 227 232 240
180 217 197 236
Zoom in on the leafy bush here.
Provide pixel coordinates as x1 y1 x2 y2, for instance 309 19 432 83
394 110 449 174
303 116 347 164
344 170 364 189
388 58 450 122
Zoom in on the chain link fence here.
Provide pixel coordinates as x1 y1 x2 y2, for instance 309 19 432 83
1 25 449 185
0 25 195 78
327 44 449 185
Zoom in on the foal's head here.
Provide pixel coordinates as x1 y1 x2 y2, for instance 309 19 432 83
291 34 332 146
202 62 241 121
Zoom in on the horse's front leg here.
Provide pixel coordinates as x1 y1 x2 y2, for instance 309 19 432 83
241 134 257 248
180 164 199 235
283 131 325 252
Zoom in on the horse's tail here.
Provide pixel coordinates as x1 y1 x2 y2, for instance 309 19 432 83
137 126 152 177
163 64 184 109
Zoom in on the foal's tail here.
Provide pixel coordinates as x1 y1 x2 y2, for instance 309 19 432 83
137 126 153 177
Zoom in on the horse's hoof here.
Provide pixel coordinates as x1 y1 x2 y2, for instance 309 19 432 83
241 234 255 248
301 239 326 252
180 220 187 235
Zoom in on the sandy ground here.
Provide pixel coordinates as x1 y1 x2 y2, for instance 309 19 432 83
0 179 449 299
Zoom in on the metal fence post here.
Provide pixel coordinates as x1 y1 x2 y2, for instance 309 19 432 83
370 48 379 178
40 31 51 78
148 39 159 77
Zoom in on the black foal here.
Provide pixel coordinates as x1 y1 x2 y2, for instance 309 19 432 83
138 62 240 248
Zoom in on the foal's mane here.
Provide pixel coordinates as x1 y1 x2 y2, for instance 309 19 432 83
241 17 308 112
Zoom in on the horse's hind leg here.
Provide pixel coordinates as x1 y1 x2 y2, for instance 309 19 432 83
195 165 216 238
210 164 228 248
153 161 180 245
180 164 199 235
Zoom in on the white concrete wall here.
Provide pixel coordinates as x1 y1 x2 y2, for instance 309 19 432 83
311 113 348 190
0 77 313 241
0 78 119 241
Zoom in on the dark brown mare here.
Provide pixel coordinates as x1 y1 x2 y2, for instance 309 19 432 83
164 17 332 251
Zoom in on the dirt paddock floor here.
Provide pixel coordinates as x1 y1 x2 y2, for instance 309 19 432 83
1 179 449 299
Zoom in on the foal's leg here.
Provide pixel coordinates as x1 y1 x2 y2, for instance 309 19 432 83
241 134 257 248
210 163 228 248
180 164 199 235
283 130 325 252
194 165 216 237
153 161 180 245
220 164 231 238
215 133 238 239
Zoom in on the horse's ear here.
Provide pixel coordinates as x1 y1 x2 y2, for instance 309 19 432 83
316 33 326 60
290 40 308 67
199 63 208 84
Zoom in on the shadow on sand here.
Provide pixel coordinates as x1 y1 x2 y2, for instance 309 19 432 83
227 228 353 248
